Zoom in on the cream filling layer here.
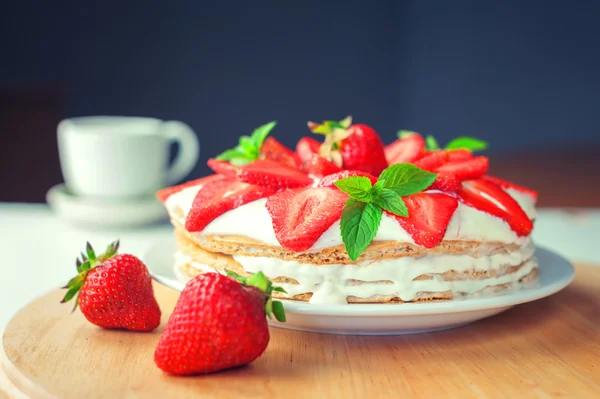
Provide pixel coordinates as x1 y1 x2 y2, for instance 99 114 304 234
174 239 537 304
166 184 536 250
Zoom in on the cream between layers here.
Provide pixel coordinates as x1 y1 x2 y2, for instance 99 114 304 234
174 239 537 304
165 183 537 250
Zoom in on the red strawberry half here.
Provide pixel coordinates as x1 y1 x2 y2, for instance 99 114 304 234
317 170 378 188
436 156 489 181
185 177 276 232
266 187 348 252
306 154 343 178
457 178 533 236
430 172 462 192
446 149 473 162
295 136 322 171
237 159 313 189
414 151 450 171
482 175 538 201
388 193 459 248
207 158 238 178
259 137 297 169
156 174 225 203
384 133 426 165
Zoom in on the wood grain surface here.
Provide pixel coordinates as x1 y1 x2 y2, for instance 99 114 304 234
2 264 599 399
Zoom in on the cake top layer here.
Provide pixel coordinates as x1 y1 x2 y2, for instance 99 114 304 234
157 116 538 259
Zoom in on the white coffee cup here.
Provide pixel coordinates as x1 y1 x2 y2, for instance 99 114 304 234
57 116 200 200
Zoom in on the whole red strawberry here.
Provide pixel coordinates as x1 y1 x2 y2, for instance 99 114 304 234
308 116 388 176
60 241 161 332
154 271 286 375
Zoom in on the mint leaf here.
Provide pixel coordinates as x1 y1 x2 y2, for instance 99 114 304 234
375 188 408 217
215 148 251 165
369 179 385 198
251 121 277 149
426 135 439 150
334 177 373 202
397 130 416 139
379 164 437 196
340 199 382 261
215 121 276 165
446 137 488 151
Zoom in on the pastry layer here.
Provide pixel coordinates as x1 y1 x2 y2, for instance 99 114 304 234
173 229 539 304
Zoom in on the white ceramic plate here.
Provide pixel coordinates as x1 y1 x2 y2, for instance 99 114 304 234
142 237 575 335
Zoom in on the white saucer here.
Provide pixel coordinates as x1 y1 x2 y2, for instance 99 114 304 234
142 237 575 335
46 184 168 229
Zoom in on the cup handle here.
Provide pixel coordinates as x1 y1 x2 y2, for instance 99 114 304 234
161 120 200 185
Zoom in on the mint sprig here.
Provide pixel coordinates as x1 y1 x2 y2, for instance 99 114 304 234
334 164 437 261
445 137 488 151
396 130 488 152
215 121 277 166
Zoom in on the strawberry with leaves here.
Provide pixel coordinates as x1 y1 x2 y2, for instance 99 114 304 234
307 116 389 176
61 241 161 332
209 121 297 171
154 271 286 375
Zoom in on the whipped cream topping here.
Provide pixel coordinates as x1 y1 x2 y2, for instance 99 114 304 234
174 239 537 304
165 184 536 250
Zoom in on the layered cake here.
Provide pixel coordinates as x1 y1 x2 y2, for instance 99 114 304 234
157 117 538 304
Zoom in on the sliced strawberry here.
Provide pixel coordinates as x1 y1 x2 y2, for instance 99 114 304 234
384 133 426 165
156 174 224 203
266 187 348 251
482 175 538 201
457 179 533 236
306 154 343 178
414 151 449 171
237 159 312 189
259 137 297 169
295 136 322 171
435 156 489 181
388 193 458 248
185 178 276 232
430 172 462 192
446 149 473 162
317 170 378 188
207 158 238 178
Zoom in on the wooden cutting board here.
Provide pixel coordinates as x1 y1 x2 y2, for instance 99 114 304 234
2 264 600 399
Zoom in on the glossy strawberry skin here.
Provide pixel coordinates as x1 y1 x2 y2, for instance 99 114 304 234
436 156 489 181
78 254 161 332
207 158 238 178
341 124 388 176
317 170 378 188
154 273 269 375
384 133 426 165
388 193 458 248
482 175 538 201
430 172 462 192
414 151 450 171
156 174 223 203
295 136 322 171
266 187 348 252
306 154 343 178
185 178 276 232
260 137 297 169
446 149 473 162
237 159 313 189
457 179 533 236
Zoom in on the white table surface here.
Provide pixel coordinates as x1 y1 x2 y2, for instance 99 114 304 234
0 203 598 334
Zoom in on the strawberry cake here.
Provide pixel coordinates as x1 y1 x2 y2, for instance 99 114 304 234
157 117 539 305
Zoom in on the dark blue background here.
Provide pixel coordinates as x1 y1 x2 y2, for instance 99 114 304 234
2 0 599 180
